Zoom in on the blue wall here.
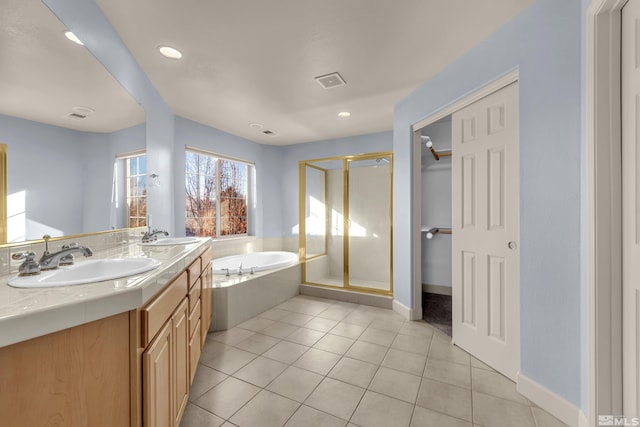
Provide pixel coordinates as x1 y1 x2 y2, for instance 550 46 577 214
0 114 144 239
395 0 583 408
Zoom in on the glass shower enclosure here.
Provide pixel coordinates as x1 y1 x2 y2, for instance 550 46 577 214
299 152 393 295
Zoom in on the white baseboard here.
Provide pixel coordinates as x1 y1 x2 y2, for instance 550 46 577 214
393 299 413 320
517 373 583 427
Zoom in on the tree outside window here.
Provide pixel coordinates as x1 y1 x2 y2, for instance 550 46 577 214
185 151 248 238
126 155 147 228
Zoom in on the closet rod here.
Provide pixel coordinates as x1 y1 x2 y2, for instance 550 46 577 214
421 136 451 161
422 226 452 239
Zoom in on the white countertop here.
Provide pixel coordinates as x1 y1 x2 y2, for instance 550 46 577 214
0 237 211 348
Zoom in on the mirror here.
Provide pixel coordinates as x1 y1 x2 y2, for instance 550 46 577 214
0 0 146 245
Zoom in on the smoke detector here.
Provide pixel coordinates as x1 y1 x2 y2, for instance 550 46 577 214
314 72 346 89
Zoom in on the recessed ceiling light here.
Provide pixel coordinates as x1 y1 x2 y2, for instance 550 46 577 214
248 122 264 130
158 46 182 59
338 111 351 118
64 31 84 46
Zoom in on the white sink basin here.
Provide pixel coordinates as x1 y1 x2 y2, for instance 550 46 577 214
139 237 201 246
8 257 161 288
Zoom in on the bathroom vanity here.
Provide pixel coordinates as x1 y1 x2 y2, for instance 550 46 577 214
0 235 213 427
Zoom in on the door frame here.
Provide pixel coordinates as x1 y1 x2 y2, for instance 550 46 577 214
411 70 519 321
587 0 627 424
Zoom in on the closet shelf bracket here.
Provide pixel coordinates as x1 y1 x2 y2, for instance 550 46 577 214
421 136 452 161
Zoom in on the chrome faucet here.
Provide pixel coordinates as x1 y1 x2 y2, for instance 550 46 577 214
141 229 169 243
238 263 243 276
39 245 93 270
58 243 80 266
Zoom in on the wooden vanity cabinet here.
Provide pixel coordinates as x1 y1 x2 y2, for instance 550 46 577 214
139 247 213 427
141 272 190 427
0 312 131 427
0 245 213 427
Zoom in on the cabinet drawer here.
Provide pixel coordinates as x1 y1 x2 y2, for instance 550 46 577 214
189 319 202 385
189 298 201 337
141 271 188 347
201 247 213 269
187 258 201 289
188 278 201 312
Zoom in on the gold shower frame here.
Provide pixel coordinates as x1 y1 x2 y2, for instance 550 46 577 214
0 144 6 244
299 151 393 296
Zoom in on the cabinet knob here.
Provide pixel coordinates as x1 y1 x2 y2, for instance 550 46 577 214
508 241 518 250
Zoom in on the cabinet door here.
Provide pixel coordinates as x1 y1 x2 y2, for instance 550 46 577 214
172 299 189 426
143 321 172 427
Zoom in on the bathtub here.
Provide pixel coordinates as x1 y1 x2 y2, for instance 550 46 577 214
209 251 301 331
213 251 299 275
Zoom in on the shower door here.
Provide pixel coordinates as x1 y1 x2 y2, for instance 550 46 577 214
301 160 344 287
300 152 392 295
346 155 392 293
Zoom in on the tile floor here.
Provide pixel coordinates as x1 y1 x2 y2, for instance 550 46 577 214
180 295 567 427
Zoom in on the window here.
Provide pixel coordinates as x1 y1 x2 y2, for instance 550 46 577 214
185 149 248 238
126 154 147 228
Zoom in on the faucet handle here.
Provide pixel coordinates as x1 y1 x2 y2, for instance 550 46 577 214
12 251 36 261
12 251 41 276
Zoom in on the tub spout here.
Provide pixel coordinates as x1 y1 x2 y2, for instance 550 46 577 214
250 266 255 275
238 263 243 276
224 268 230 277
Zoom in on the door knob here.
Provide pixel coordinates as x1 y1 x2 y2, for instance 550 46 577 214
508 241 517 250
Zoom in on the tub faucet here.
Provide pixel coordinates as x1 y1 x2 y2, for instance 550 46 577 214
224 268 230 277
142 229 169 243
39 245 93 270
238 263 243 276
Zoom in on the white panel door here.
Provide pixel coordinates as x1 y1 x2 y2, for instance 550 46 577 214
452 82 519 380
623 0 640 416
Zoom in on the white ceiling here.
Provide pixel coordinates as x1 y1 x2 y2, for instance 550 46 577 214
2 0 534 142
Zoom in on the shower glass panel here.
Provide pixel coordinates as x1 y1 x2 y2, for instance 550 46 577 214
304 164 327 258
347 156 392 293
300 152 393 296
302 160 344 287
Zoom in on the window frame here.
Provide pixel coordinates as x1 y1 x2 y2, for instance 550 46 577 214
185 146 252 239
118 150 147 229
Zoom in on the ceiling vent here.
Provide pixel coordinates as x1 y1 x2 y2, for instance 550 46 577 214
314 72 346 89
66 106 94 120
262 130 276 136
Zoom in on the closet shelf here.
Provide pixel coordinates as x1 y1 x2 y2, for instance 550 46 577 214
421 226 452 239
